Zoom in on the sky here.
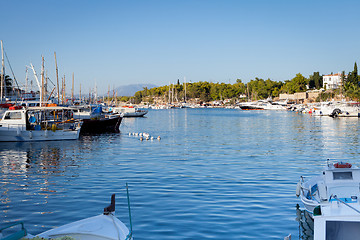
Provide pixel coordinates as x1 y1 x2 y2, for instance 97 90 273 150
2 0 360 94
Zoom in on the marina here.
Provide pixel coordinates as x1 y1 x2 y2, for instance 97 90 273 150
2 109 360 239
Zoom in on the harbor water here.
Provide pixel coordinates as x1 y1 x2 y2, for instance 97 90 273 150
1 109 360 239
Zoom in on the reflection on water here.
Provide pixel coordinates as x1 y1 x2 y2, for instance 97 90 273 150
295 204 314 240
1 110 360 239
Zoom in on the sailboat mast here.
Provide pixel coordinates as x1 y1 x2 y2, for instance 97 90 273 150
79 83 82 104
40 56 45 107
54 52 60 105
184 77 186 103
72 72 74 104
1 40 4 103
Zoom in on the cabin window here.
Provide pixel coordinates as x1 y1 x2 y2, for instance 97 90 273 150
326 221 360 239
4 112 22 120
333 172 353 180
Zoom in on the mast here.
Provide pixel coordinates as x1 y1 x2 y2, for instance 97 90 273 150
25 68 28 96
54 52 60 104
72 72 74 104
1 40 4 103
40 56 45 107
62 74 66 105
184 77 186 103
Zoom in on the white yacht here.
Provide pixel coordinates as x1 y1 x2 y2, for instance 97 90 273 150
297 161 360 239
113 106 148 117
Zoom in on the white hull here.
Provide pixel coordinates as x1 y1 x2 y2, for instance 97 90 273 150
0 128 80 142
37 214 130 240
123 111 147 117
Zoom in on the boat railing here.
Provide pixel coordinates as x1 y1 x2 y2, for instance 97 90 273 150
330 194 360 214
0 124 26 130
0 221 27 240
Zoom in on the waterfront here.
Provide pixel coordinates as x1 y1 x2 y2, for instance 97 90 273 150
1 109 360 239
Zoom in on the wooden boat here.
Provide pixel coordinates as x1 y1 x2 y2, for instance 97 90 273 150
0 107 81 142
80 114 122 134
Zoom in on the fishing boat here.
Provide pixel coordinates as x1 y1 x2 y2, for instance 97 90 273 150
296 161 360 239
113 106 148 117
69 105 122 134
80 114 122 134
0 189 133 240
0 107 81 142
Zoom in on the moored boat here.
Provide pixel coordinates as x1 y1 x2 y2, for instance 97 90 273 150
0 190 133 240
80 114 122 134
296 161 360 239
113 106 148 117
0 107 81 142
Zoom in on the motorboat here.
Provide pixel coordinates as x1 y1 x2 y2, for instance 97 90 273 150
113 106 148 117
296 161 360 239
239 100 286 110
238 101 264 110
0 107 81 142
0 191 133 240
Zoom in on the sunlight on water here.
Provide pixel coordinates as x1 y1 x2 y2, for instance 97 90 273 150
1 109 360 239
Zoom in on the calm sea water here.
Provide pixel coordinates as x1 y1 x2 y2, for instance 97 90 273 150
1 109 360 239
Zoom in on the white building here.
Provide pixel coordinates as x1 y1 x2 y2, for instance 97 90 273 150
323 73 344 89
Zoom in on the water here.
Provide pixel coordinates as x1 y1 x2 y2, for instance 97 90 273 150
1 109 360 239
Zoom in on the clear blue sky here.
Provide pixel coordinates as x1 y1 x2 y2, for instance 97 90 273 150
2 0 360 94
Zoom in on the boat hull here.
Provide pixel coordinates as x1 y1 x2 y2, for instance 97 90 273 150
0 128 80 142
37 214 130 240
80 116 122 134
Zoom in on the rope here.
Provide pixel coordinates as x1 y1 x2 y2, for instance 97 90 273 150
110 213 121 240
331 194 360 214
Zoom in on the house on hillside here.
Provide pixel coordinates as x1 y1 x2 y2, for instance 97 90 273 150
323 73 345 89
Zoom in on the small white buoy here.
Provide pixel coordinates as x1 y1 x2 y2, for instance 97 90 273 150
150 136 154 141
129 132 131 136
157 136 161 140
135 132 138 136
139 133 143 137
146 136 149 140
140 137 143 141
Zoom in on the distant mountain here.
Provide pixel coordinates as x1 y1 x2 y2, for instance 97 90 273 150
112 83 158 97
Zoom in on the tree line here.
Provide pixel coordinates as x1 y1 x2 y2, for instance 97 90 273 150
122 62 359 104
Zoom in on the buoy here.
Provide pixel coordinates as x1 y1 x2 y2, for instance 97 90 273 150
146 136 149 140
139 133 143 137
157 136 161 140
150 136 154 141
140 137 143 141
129 132 131 136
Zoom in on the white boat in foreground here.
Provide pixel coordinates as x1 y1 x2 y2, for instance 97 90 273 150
1 190 133 240
296 161 360 239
